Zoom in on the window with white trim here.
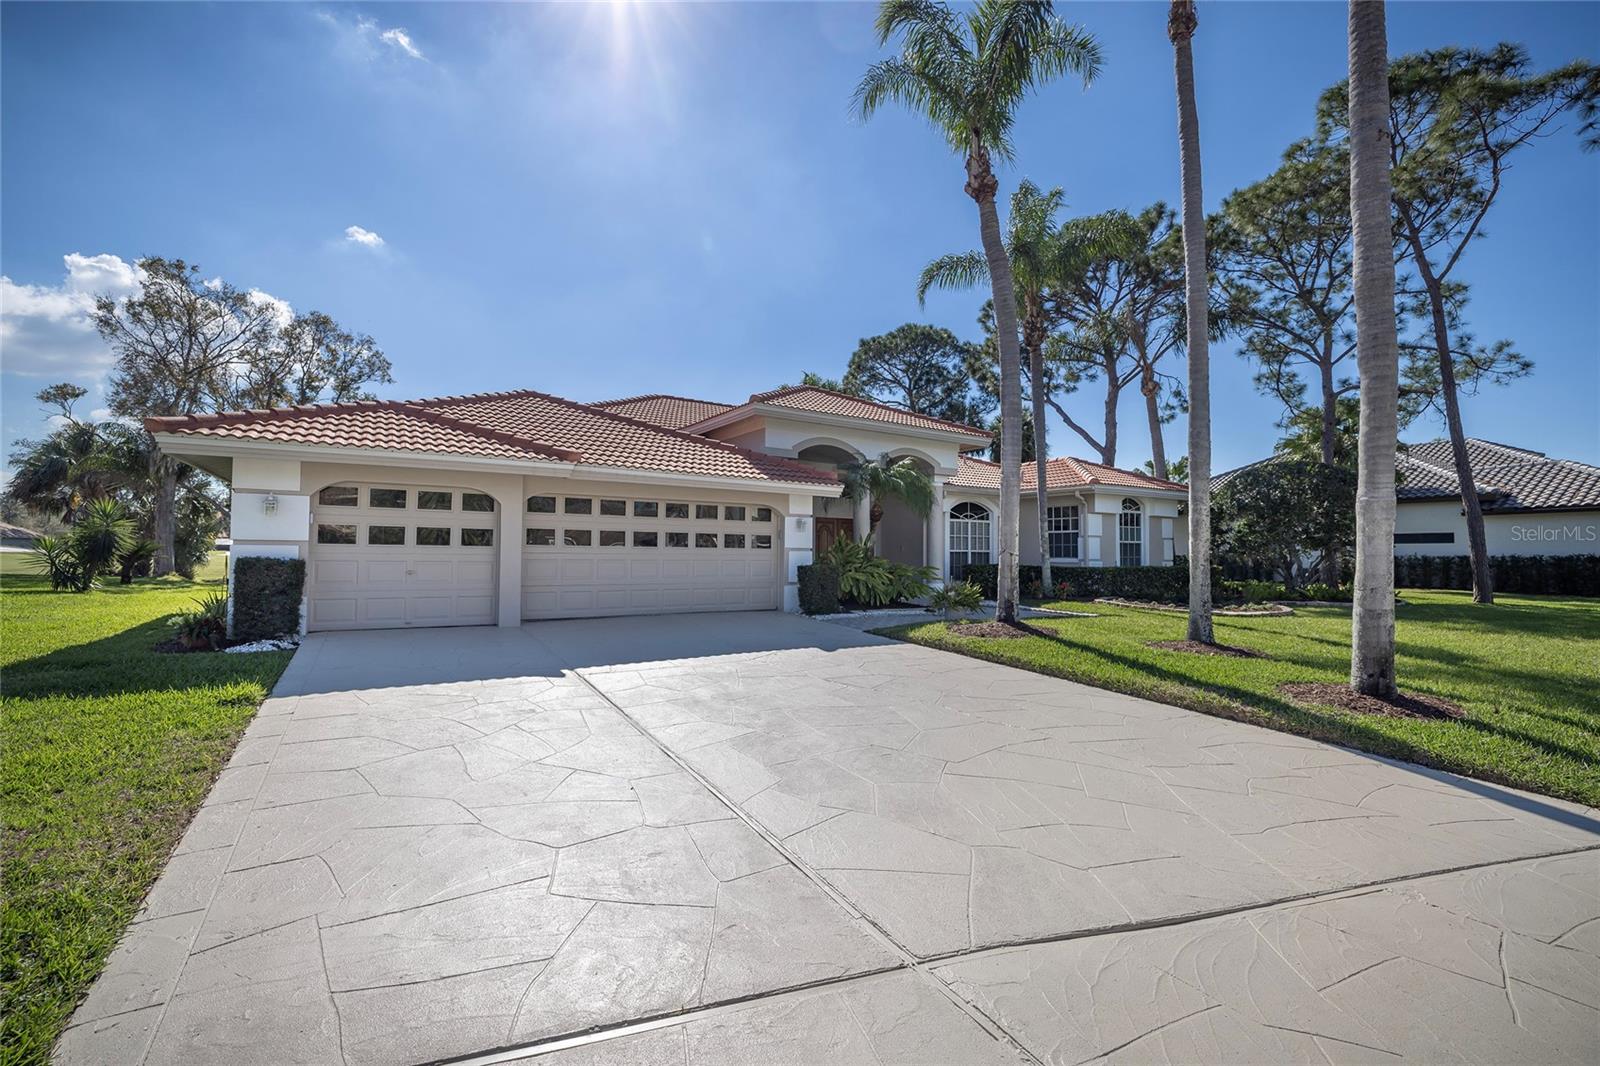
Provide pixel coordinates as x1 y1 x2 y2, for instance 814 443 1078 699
1118 498 1143 567
1045 505 1080 560
948 502 992 579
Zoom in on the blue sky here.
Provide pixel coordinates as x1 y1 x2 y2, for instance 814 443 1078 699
3 1 1596 477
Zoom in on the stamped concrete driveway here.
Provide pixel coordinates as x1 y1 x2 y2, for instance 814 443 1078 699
61 613 1600 1066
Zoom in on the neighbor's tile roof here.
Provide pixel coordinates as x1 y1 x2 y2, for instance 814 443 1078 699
1211 439 1600 513
147 391 840 487
690 385 992 441
947 454 1188 493
1399 439 1600 511
590 394 735 430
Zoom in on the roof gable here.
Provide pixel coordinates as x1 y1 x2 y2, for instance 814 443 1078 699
687 385 992 442
590 394 735 430
947 454 1187 493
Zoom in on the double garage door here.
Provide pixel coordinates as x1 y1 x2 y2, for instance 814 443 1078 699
522 490 781 619
305 481 783 630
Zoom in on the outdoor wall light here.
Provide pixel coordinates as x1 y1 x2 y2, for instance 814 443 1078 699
795 516 808 532
262 494 278 516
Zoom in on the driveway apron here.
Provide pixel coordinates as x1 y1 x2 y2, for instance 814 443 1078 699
58 613 1600 1066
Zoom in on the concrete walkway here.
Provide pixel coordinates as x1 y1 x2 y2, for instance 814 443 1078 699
60 613 1600 1065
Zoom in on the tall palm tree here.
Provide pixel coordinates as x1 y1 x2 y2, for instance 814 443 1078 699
856 0 1101 623
4 420 124 524
1346 0 1400 697
1169 0 1213 644
919 184 1137 592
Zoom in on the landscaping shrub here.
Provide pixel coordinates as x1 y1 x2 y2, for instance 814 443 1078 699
230 556 306 640
797 563 840 615
1298 582 1352 602
25 500 135 592
966 563 1194 604
1393 553 1600 597
929 581 983 618
168 591 229 650
1238 580 1288 604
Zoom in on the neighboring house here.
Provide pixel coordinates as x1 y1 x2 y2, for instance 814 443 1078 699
146 386 1186 631
0 523 41 551
1214 438 1600 559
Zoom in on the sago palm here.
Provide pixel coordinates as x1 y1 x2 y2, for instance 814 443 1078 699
856 0 1101 622
919 182 1137 590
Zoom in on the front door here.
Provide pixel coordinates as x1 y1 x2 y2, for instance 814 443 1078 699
814 517 854 558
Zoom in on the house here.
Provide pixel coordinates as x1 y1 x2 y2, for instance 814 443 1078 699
1213 438 1600 558
146 386 1187 631
0 523 41 551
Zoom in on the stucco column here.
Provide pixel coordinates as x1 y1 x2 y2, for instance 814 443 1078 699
853 490 872 545
783 494 816 612
926 477 946 584
496 484 523 627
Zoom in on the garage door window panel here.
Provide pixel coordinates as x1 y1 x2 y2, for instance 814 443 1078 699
318 524 357 545
368 525 406 546
319 486 358 507
417 527 452 546
599 499 626 517
695 504 718 520
696 533 718 548
565 530 592 547
666 532 689 547
462 529 494 547
634 501 659 518
528 495 556 514
418 491 453 511
462 493 495 512
527 528 556 546
565 498 592 515
371 488 408 509
633 532 658 547
599 530 625 547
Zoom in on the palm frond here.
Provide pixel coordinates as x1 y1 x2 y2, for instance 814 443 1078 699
917 251 989 305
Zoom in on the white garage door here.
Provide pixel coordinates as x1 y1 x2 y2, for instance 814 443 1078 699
307 483 499 631
522 491 781 619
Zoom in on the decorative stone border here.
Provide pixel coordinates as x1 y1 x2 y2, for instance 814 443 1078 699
1093 597 1295 617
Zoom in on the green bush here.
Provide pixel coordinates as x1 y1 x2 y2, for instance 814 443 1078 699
1298 582 1352 602
25 500 135 592
1393 554 1600 597
797 563 840 615
1238 580 1288 604
929 581 984 616
231 556 306 640
964 563 1194 604
169 591 229 650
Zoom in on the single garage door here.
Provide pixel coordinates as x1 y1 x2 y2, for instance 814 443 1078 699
307 482 499 631
523 491 780 618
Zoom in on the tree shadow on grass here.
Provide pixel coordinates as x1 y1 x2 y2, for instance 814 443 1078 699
3 615 289 701
893 621 1600 814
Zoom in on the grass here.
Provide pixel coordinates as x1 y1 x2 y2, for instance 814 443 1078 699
0 554 292 1066
883 590 1600 807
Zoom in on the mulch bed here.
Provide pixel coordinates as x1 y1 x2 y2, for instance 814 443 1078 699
1279 681 1466 721
1149 640 1266 658
946 620 1055 639
1094 597 1295 617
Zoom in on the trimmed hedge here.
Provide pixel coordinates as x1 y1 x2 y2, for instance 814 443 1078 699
962 563 1194 604
1394 553 1600 597
231 556 306 640
797 563 841 615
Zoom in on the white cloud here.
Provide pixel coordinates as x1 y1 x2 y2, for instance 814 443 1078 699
379 27 423 60
247 288 295 330
344 225 386 248
0 253 142 378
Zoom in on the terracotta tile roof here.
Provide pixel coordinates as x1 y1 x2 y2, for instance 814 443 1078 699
590 394 735 431
947 454 1188 493
690 385 992 441
148 391 840 487
1213 439 1600 513
145 402 579 462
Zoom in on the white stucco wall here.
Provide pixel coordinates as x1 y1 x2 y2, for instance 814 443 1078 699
1396 501 1600 557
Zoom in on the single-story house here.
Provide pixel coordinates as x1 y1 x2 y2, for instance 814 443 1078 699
0 523 42 551
147 386 1187 632
1214 438 1600 558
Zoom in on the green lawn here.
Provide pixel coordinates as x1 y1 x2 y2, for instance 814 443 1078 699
883 590 1600 807
0 554 292 1066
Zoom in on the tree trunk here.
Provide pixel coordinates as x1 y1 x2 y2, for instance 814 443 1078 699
1318 346 1341 583
1403 234 1495 604
1026 308 1053 593
1347 0 1400 697
1101 376 1120 468
1141 364 1167 481
1171 0 1213 644
152 461 179 577
969 144 1022 623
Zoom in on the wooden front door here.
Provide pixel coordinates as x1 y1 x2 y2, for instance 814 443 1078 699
814 517 855 557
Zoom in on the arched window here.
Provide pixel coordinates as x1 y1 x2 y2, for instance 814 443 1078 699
1119 498 1143 567
948 502 992 579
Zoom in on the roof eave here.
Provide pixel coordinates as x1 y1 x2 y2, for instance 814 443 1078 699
684 402 990 445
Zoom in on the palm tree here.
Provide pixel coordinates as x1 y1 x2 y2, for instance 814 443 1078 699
1169 0 1213 644
919 184 1137 593
840 454 935 537
5 420 124 524
1346 0 1400 697
856 0 1101 623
